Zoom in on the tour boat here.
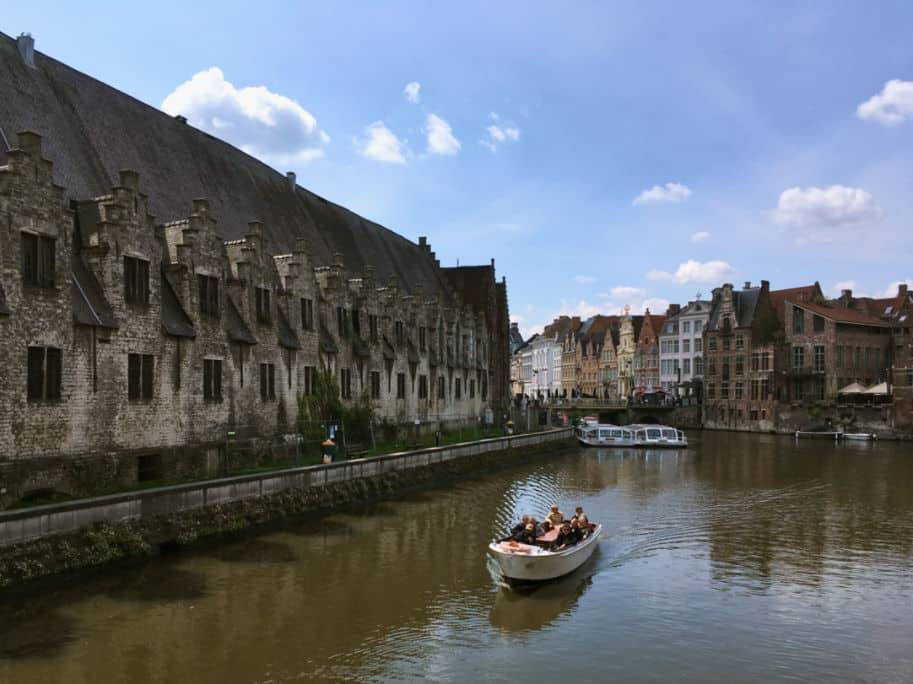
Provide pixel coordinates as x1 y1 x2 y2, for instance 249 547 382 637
842 432 877 441
575 424 637 447
627 424 688 448
488 524 602 582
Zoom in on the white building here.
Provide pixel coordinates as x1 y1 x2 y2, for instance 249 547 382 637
659 299 711 396
526 331 562 398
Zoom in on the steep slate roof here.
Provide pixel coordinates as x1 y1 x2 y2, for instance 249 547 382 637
71 255 117 328
224 297 256 345
708 287 762 330
0 32 451 298
277 308 302 350
794 301 889 327
161 275 195 338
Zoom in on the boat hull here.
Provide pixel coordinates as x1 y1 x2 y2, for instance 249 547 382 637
489 525 602 582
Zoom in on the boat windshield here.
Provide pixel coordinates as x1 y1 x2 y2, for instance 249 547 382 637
660 428 677 439
646 428 661 439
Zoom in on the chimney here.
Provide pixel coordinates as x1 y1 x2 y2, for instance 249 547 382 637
418 236 427 248
16 130 42 156
899 283 909 297
841 288 853 300
286 171 296 190
744 281 752 289
174 114 187 124
118 169 139 191
17 33 34 68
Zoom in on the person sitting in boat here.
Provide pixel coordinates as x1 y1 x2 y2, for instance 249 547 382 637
529 517 545 536
545 505 565 528
500 515 530 542
553 522 578 551
516 523 537 545
571 506 586 522
573 519 590 541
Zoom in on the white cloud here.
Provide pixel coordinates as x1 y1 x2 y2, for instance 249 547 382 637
641 297 671 315
633 182 692 206
647 260 735 285
877 279 913 298
857 79 913 126
161 67 329 166
690 231 710 243
403 81 421 104
425 114 461 156
605 285 645 301
357 121 406 164
771 185 881 227
481 113 521 152
574 275 597 285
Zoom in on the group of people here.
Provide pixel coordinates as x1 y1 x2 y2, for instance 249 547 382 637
501 505 595 551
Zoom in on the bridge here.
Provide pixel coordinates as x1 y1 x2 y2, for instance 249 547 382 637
540 401 702 429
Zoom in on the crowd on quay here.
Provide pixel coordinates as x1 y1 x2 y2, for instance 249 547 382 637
501 505 594 551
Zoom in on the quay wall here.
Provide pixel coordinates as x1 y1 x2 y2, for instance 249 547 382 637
0 429 573 587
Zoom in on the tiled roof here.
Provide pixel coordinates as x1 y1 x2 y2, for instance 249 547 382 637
276 307 301 350
793 301 889 327
0 32 452 298
224 297 256 344
71 254 117 328
770 283 821 321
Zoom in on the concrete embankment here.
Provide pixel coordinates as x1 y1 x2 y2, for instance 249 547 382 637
0 429 573 587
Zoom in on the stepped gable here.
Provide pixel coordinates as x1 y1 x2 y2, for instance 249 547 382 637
769 282 822 322
0 32 450 299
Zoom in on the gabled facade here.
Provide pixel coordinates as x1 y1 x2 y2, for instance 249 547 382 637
634 310 665 394
659 300 710 397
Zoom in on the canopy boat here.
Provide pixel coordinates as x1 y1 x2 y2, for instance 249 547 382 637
575 424 637 447
842 432 877 441
628 424 688 448
488 524 602 582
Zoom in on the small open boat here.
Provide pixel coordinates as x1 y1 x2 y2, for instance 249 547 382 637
488 524 602 582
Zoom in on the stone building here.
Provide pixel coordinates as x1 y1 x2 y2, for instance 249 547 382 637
560 316 583 397
659 300 710 398
633 309 665 395
0 33 509 506
574 315 615 397
615 309 642 400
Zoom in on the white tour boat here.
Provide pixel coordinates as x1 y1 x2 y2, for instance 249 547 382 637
575 424 637 447
628 424 688 447
488 524 602 582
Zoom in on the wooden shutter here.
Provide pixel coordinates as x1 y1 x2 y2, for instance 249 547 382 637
45 347 62 400
142 355 154 400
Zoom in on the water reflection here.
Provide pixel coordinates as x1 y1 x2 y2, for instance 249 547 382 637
488 552 598 633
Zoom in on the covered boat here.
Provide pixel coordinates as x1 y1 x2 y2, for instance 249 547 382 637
628 424 688 447
488 524 602 582
575 424 637 447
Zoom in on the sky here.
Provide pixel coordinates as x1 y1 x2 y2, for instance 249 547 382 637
6 1 913 337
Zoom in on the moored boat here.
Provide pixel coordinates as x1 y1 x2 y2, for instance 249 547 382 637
488 524 602 582
628 424 688 448
575 424 637 447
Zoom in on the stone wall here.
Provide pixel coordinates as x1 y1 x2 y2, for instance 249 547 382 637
0 429 573 586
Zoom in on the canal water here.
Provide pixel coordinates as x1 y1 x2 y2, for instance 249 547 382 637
2 432 913 683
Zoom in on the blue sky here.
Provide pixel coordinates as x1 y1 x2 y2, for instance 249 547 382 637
6 1 913 336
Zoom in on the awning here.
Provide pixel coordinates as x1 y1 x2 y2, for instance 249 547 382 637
838 382 867 395
863 382 889 396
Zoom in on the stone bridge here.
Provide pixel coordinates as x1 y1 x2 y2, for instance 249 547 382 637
551 403 702 429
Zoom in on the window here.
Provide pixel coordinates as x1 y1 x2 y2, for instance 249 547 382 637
735 381 743 399
722 337 730 351
396 372 406 399
793 306 804 333
694 357 704 376
255 287 271 323
370 371 381 399
761 352 770 371
260 363 276 401
750 379 759 400
469 379 476 398
124 257 150 305
419 375 429 399
302 365 315 395
722 359 730 380
454 377 462 399
419 327 427 352
707 383 716 399
395 321 404 345
482 377 488 400
694 321 703 334
907 369 913 386
340 368 352 399
760 377 770 399
337 306 348 338
735 335 744 350
814 345 825 372
735 358 744 375
682 321 690 333
750 410 759 421
683 358 691 374
793 346 805 369
815 376 825 400
673 340 680 353
198 274 220 317
708 336 717 352
21 232 55 289
437 375 446 399
721 381 729 398
203 359 222 401
369 315 379 343
751 352 760 371
128 353 154 401
813 315 825 333
683 339 690 353
301 298 314 330
27 346 62 401
792 377 803 400
707 358 716 376
352 309 361 336
694 338 703 353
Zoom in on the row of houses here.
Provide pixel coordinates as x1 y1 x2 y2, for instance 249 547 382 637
512 280 913 432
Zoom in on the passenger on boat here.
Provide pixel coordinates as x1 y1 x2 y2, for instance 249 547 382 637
545 505 565 528
529 517 545 536
516 523 537 545
572 519 590 541
509 515 530 536
553 522 578 551
571 507 586 523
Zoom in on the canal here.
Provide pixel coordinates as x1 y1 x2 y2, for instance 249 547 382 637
2 431 912 683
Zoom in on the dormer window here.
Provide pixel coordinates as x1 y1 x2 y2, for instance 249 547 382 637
21 232 55 289
198 275 220 318
124 257 150 305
